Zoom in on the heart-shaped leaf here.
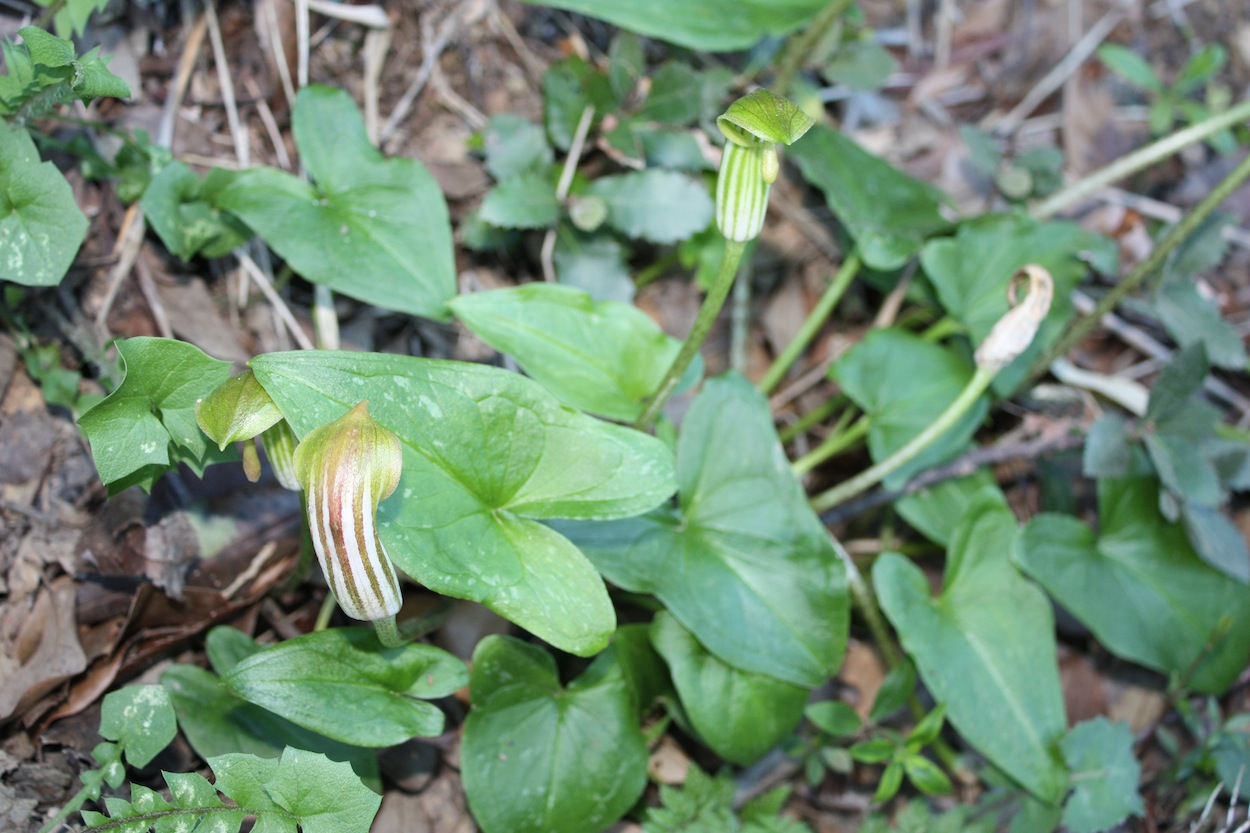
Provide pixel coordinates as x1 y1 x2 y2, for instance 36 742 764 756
99 685 178 769
790 124 950 271
162 627 380 787
250 350 677 656
831 328 988 489
449 283 696 422
0 120 88 286
875 496 1068 804
218 85 455 319
221 627 467 747
1014 475 1250 693
563 373 848 687
162 664 381 789
650 612 808 764
461 635 647 833
920 213 1118 394
78 337 235 493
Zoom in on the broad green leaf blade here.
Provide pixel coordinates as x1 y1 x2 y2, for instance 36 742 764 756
1014 475 1250 692
519 0 825 51
250 350 677 655
920 213 1118 394
564 373 848 687
1060 718 1143 833
77 337 234 493
211 747 381 833
790 124 950 270
221 628 467 747
161 663 381 789
98 685 177 769
461 636 648 833
651 612 808 764
0 120 88 286
832 328 988 489
479 173 560 229
587 169 713 244
218 85 454 319
448 283 689 421
874 496 1068 804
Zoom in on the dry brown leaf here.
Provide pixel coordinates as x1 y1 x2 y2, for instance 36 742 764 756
372 770 475 833
0 578 87 722
839 639 886 720
156 275 249 364
647 734 690 785
1059 649 1108 726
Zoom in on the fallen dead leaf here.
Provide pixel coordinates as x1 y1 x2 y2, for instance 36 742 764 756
839 639 886 721
0 578 87 723
1059 648 1108 726
647 734 690 785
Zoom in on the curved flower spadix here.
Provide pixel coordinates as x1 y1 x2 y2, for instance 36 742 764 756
260 419 301 491
293 401 403 623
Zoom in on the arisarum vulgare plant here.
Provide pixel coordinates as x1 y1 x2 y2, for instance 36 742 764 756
291 401 407 645
635 89 813 429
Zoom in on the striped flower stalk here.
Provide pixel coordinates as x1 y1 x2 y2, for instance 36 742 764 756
293 401 404 625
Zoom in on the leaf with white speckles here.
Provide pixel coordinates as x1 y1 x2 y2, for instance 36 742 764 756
250 350 678 656
0 120 88 286
78 338 237 494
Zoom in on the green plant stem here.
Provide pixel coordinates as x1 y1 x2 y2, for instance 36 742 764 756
810 365 996 512
635 239 748 429
760 251 860 394
778 394 845 443
920 315 964 342
830 535 902 670
1027 146 1250 382
792 416 869 475
373 615 403 647
313 592 336 631
772 0 857 94
1031 96 1250 220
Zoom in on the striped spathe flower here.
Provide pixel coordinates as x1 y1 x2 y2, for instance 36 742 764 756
715 138 772 243
293 401 403 622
